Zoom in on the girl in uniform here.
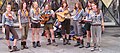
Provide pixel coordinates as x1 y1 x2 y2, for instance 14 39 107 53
30 1 41 48
18 2 30 50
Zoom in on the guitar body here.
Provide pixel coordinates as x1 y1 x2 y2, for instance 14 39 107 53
56 10 70 22
40 14 50 24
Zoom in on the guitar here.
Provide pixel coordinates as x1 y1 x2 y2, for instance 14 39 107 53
56 10 73 22
40 14 51 24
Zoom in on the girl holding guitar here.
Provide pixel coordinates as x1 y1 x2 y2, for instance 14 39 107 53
56 2 71 45
42 4 58 46
30 1 41 48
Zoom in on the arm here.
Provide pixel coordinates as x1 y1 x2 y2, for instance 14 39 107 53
30 9 34 20
51 10 55 18
55 7 62 12
18 10 22 29
12 12 17 21
100 10 105 32
2 13 5 27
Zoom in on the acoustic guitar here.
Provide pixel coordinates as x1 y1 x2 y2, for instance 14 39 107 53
56 10 73 22
40 14 51 24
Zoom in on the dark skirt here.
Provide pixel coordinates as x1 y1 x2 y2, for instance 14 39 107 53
84 22 91 31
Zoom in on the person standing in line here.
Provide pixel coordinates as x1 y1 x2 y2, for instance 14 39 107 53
56 2 71 45
18 2 30 50
83 0 93 48
71 2 85 48
30 1 42 48
2 4 20 52
42 4 58 46
90 3 104 51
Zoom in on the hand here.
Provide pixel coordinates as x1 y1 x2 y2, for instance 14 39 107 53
8 14 13 20
102 25 105 32
19 25 22 29
29 23 31 28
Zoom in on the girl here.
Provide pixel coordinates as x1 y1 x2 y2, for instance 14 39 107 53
71 2 85 48
42 4 58 46
18 2 30 50
2 4 20 52
30 1 41 48
56 2 71 45
83 0 93 48
90 3 104 51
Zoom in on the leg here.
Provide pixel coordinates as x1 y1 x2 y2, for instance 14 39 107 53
10 27 19 51
36 28 41 47
32 28 36 48
45 30 51 45
50 29 58 46
21 24 29 49
96 26 102 47
79 36 84 48
5 25 10 46
5 25 12 52
21 25 25 50
85 23 91 48
90 26 96 51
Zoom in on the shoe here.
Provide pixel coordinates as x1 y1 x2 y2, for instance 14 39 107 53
63 39 66 45
91 47 95 51
13 46 20 51
47 39 51 45
24 41 28 49
79 44 84 48
98 48 102 52
74 44 80 47
52 42 58 46
85 42 90 48
63 42 66 45
33 42 36 48
8 46 13 52
52 39 58 46
97 46 102 52
21 45 24 50
21 42 24 50
37 41 41 47
66 39 71 45
66 42 71 45
47 42 51 45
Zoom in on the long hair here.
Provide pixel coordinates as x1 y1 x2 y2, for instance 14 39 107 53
20 2 29 16
92 2 100 15
86 0 94 8
20 2 28 12
74 2 82 11
61 2 68 10
45 4 51 11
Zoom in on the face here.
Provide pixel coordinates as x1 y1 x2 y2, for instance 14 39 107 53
88 1 91 7
6 5 11 12
23 3 27 8
45 5 49 10
75 3 79 8
63 3 67 7
34 2 38 8
62 0 66 2
92 4 97 11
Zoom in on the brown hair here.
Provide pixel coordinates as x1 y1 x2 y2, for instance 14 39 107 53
61 2 68 10
20 2 28 11
92 2 100 14
74 2 82 11
86 0 94 8
45 4 51 10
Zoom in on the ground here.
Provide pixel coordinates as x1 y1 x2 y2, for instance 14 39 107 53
0 27 120 53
